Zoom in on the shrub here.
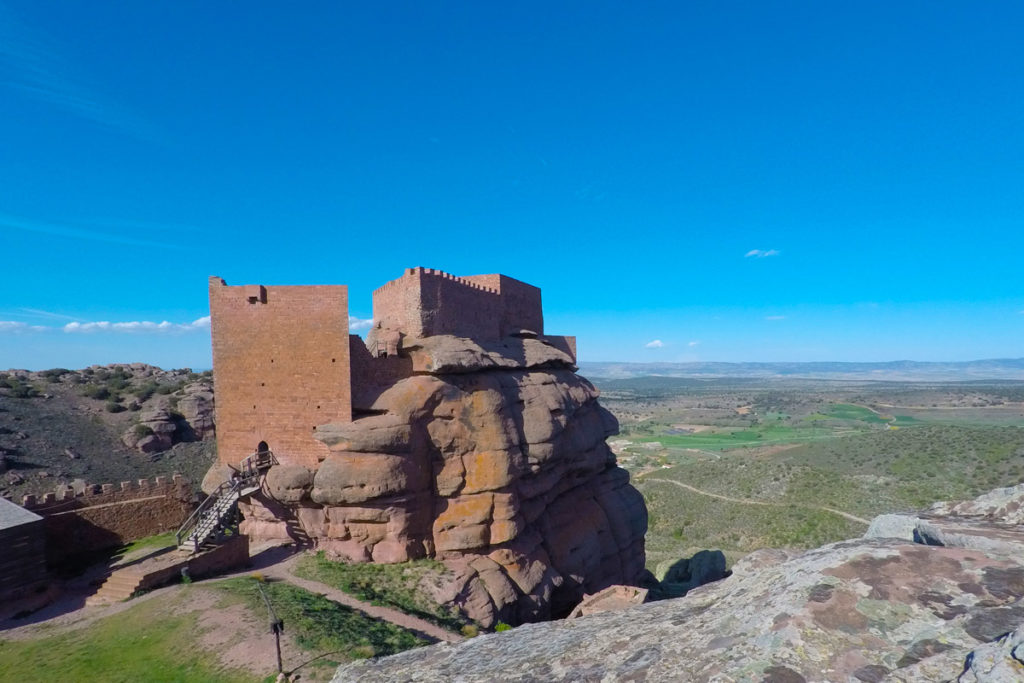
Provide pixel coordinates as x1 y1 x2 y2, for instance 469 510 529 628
155 383 178 395
461 624 479 638
106 401 126 413
495 622 513 632
6 380 38 398
41 368 71 383
133 381 158 401
80 384 111 400
107 377 130 392
134 424 154 439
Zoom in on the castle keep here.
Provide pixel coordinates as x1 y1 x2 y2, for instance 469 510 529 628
209 268 576 468
205 267 644 627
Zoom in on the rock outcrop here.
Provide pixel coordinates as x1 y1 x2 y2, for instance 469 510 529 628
333 484 1024 682
236 335 649 625
120 389 216 454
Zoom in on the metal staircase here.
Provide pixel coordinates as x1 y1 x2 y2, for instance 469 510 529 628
176 450 277 553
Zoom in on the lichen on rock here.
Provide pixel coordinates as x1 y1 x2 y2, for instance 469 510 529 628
331 483 1024 682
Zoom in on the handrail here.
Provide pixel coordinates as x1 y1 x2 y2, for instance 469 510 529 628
240 450 278 478
175 450 278 550
175 479 238 548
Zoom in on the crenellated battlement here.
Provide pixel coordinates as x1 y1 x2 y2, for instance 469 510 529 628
209 268 557 468
372 268 541 340
21 474 190 513
373 267 500 296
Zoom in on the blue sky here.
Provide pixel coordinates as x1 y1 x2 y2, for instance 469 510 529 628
2 1 1023 369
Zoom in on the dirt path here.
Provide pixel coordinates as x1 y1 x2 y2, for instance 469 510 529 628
1 545 463 646
641 477 871 525
261 554 463 644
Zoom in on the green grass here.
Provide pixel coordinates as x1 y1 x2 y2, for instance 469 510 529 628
293 553 467 631
640 479 861 572
114 531 177 558
215 577 428 662
0 594 252 683
819 403 889 424
634 423 845 452
636 424 1024 568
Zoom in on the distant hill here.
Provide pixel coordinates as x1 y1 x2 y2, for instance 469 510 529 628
0 364 216 501
578 358 1024 382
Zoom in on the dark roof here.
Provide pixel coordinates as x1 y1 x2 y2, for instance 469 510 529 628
0 496 43 530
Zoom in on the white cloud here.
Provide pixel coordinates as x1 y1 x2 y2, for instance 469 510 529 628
349 316 374 331
644 339 665 348
764 315 787 321
0 321 47 333
745 249 780 258
63 316 210 334
688 340 700 347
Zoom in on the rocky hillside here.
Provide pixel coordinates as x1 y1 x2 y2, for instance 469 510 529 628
333 484 1024 682
0 364 216 500
219 334 649 627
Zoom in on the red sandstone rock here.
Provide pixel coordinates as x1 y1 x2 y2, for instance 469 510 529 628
264 464 313 503
225 338 647 625
205 270 640 626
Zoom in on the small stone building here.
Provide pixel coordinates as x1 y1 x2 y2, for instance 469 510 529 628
0 497 47 602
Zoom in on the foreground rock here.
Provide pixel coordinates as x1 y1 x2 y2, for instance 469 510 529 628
334 485 1024 682
237 335 649 626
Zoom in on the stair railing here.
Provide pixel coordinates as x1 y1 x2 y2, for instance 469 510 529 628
175 450 278 551
175 478 240 549
240 449 278 479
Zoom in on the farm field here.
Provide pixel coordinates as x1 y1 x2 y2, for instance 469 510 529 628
593 376 1024 571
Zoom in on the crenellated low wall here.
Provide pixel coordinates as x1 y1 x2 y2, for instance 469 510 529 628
21 475 196 565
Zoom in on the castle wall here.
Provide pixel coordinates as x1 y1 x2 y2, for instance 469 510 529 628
463 274 543 335
348 334 413 411
209 277 351 468
373 269 430 338
544 335 577 364
0 518 46 600
373 268 544 341
420 270 501 338
21 475 194 565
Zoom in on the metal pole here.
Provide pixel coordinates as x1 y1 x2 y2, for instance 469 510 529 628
255 582 284 675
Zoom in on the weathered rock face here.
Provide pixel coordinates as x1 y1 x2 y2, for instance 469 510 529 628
175 387 216 441
236 335 648 625
120 381 216 454
332 484 1024 682
121 407 177 453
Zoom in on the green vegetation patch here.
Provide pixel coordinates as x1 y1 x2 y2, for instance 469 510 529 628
639 479 862 570
819 403 889 424
115 531 177 559
293 553 467 631
635 423 840 452
0 594 251 683
215 577 428 661
637 424 1024 563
